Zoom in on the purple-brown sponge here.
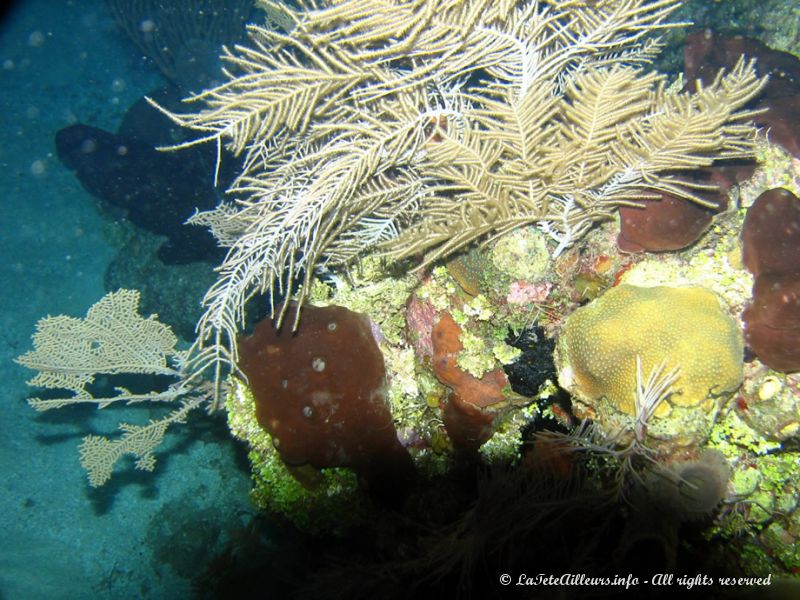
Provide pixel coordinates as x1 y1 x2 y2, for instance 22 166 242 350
741 188 800 372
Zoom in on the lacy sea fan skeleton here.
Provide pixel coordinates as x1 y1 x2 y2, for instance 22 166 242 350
158 0 764 397
17 0 768 486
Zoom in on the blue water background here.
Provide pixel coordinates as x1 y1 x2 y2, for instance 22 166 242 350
0 2 253 598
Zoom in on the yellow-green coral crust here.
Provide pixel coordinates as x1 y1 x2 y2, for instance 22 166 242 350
704 406 800 575
225 378 364 535
490 226 551 282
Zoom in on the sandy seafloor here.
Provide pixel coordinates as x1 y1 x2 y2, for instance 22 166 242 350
0 1 255 598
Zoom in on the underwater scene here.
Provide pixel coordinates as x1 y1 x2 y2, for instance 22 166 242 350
2 0 800 598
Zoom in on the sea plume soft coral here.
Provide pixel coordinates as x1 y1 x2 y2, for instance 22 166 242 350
153 0 765 398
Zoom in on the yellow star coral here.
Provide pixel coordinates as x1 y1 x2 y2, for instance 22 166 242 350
556 284 743 449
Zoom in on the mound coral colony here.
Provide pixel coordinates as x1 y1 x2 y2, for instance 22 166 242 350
16 0 800 581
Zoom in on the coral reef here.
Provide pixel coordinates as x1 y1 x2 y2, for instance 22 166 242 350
23 0 773 493
18 0 800 587
157 0 765 379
